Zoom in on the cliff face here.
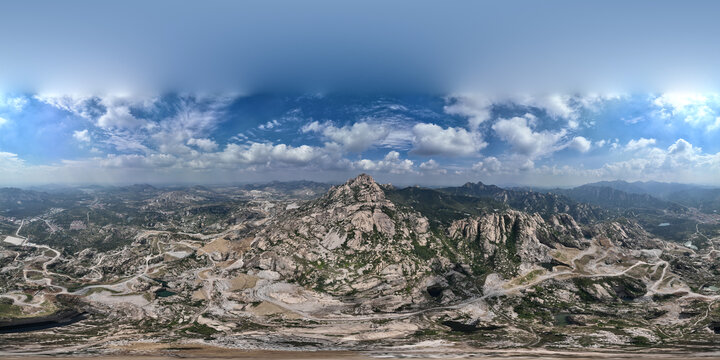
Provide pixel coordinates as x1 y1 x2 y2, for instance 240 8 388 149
439 181 608 223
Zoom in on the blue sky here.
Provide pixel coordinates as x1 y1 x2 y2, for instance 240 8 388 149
1 1 720 186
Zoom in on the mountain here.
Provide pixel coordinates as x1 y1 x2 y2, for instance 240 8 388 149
237 175 685 314
239 180 334 199
3 174 720 352
0 188 79 218
437 181 608 223
550 185 687 212
665 188 720 214
582 180 720 214
586 180 709 199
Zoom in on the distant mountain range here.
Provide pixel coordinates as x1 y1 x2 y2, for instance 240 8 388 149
582 180 720 214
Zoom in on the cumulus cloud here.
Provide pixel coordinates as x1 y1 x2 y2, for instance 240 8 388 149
530 94 576 119
187 138 218 152
355 151 414 174
36 94 149 130
492 114 566 158
625 137 656 151
567 136 591 153
6 92 720 187
98 104 145 129
73 129 91 142
411 123 486 156
653 93 720 131
472 156 502 173
445 94 616 131
528 137 720 185
667 138 692 155
302 121 389 152
519 159 535 171
444 95 493 130
419 159 439 170
216 142 324 166
100 153 178 168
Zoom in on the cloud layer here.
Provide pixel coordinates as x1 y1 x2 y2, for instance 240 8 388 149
1 92 720 187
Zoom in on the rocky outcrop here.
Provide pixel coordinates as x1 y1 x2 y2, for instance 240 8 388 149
448 211 587 277
240 174 438 308
239 174 608 308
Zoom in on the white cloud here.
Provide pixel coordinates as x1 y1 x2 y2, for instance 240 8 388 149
419 159 438 170
148 97 229 155
97 104 145 129
301 121 321 133
529 138 720 185
187 138 218 152
259 119 280 130
653 93 708 113
472 156 502 173
0 151 24 171
532 94 576 119
492 114 566 158
35 94 150 130
567 136 591 153
444 93 615 131
419 159 446 174
625 137 656 151
34 94 102 119
100 153 178 168
0 117 7 127
218 142 323 166
73 129 91 142
411 123 486 156
302 121 390 152
444 94 493 130
0 95 28 112
653 93 720 131
519 159 535 171
666 138 699 158
355 151 414 174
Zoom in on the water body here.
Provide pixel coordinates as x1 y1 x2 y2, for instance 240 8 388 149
155 288 177 297
659 223 671 227
0 310 86 333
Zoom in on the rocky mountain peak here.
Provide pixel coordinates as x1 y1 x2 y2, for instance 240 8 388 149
347 173 377 186
327 173 386 203
462 181 486 189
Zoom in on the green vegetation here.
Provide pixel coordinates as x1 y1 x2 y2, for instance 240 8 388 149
412 239 434 260
631 336 651 346
0 298 22 318
386 187 505 226
572 276 646 302
183 322 219 337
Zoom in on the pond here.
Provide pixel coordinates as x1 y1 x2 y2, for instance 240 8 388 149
0 310 86 333
155 288 177 297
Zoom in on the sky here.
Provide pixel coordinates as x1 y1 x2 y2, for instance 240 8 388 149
1 0 720 187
